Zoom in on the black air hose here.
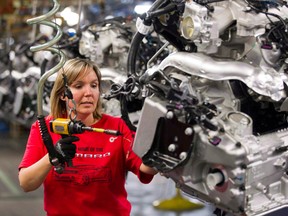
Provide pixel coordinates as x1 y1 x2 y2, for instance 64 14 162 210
38 115 64 173
127 0 169 76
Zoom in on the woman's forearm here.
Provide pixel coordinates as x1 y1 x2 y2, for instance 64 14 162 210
19 154 52 192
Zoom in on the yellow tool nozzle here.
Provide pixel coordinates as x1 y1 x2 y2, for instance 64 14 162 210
91 128 105 133
82 126 122 136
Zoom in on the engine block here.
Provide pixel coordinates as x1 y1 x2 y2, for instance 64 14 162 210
134 95 288 215
128 0 288 215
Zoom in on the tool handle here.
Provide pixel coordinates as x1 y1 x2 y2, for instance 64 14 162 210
67 159 73 167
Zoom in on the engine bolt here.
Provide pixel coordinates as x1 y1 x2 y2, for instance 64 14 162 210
239 184 245 191
179 152 187 160
168 144 176 152
185 127 193 136
239 206 245 212
235 142 242 148
166 111 174 119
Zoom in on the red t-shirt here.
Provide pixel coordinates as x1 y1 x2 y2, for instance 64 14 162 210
19 114 154 216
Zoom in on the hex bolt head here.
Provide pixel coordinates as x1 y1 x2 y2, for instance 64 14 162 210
179 152 187 160
185 127 193 136
166 111 174 119
168 144 176 152
235 142 242 148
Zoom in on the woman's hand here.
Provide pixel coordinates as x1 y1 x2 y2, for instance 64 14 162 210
140 163 158 175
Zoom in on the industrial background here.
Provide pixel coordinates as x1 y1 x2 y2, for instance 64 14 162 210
1 0 288 216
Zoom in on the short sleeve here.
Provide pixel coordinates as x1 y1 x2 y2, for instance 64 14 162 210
18 120 48 170
120 118 154 184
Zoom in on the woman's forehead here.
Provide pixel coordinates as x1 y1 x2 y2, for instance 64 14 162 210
74 67 98 81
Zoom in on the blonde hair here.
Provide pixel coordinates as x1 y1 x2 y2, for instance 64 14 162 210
50 58 102 119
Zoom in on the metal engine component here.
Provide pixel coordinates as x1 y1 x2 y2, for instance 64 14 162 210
132 0 288 215
179 0 288 54
79 19 133 69
134 94 288 216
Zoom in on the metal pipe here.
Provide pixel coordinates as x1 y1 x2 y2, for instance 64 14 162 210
26 0 66 116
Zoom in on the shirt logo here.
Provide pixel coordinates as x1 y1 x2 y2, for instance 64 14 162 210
75 152 111 158
109 137 118 143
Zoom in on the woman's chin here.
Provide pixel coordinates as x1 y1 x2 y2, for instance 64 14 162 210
78 107 95 115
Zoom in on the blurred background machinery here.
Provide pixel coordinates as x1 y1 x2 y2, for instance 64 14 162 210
1 0 288 216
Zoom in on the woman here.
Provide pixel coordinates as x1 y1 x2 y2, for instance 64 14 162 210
18 58 157 216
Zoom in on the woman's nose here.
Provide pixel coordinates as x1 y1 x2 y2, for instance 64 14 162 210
83 85 93 96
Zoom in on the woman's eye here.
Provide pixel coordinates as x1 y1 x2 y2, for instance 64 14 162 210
74 85 82 89
91 83 98 88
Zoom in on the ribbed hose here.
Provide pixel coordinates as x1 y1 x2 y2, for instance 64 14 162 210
127 32 146 76
37 116 55 158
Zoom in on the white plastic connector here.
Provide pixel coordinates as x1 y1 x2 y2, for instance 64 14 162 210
136 17 153 35
207 172 224 188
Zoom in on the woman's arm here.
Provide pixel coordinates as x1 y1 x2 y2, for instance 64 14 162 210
19 153 52 192
140 163 158 175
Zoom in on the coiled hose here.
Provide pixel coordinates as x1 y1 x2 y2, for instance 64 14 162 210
26 0 66 173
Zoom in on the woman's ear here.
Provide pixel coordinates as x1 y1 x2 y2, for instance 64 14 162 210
60 94 66 101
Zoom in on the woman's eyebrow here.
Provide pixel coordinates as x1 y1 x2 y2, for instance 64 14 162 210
72 80 83 84
73 78 98 83
91 79 99 83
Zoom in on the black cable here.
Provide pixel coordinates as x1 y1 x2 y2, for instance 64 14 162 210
127 0 170 76
120 95 137 132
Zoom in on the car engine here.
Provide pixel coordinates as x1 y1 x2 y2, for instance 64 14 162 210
128 0 288 215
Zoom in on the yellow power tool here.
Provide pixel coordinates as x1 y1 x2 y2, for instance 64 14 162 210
50 118 122 136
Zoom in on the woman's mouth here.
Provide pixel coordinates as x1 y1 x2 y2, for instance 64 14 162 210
80 101 94 105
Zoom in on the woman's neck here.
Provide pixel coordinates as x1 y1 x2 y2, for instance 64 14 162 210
72 114 97 126
79 115 97 126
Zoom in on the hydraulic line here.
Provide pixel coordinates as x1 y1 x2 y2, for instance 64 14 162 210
127 0 169 76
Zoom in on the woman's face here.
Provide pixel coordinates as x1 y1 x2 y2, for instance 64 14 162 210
67 67 100 120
